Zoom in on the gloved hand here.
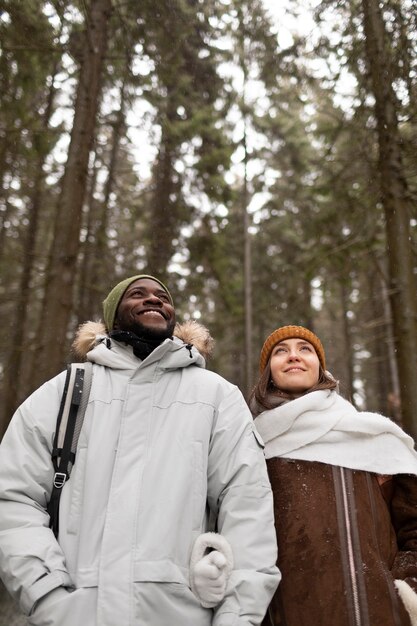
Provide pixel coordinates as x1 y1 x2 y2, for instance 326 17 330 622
192 550 228 608
189 532 234 608
395 579 417 626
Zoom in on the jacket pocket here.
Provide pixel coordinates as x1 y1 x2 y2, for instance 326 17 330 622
28 587 97 626
133 559 188 584
132 561 211 626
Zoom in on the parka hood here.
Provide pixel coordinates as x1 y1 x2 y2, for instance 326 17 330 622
72 319 215 362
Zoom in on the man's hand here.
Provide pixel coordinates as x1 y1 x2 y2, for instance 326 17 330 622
189 532 234 608
192 550 228 608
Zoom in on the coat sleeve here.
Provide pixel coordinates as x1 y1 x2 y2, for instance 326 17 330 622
0 373 73 615
390 473 417 625
391 474 417 583
207 385 280 626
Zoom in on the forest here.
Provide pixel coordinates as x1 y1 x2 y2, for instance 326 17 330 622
1 0 417 444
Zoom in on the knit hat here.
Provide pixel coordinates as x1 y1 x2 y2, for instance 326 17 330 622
259 325 326 373
102 274 174 331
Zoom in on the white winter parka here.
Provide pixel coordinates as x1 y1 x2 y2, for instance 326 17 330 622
0 322 279 626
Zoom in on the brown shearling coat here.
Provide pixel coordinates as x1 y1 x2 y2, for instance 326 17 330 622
263 458 417 626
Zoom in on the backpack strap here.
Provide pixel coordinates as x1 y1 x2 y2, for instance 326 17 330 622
47 362 93 538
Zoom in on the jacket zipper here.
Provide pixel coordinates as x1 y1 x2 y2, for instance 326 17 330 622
340 467 362 626
333 466 370 626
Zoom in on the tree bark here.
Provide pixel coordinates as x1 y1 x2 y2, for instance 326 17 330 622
361 0 417 438
0 65 59 436
32 0 112 390
147 99 180 283
242 118 253 396
340 282 355 404
83 69 129 317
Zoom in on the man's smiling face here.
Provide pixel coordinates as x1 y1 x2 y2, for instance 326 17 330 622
114 277 176 340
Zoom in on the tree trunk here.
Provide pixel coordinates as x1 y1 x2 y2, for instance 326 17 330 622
242 120 253 396
361 0 417 438
78 70 130 322
147 111 179 282
0 88 20 255
361 265 394 416
0 69 59 436
32 0 112 390
340 282 355 404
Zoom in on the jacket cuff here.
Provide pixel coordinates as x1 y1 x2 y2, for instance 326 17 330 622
395 579 417 626
21 570 73 616
213 613 240 626
190 533 234 573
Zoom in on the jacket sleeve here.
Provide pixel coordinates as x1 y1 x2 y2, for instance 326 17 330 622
391 474 417 585
0 373 73 616
207 385 280 626
390 473 417 626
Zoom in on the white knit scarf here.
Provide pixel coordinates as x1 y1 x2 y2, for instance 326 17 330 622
254 390 417 475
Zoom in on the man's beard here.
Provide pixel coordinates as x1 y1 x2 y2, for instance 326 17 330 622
110 316 176 361
117 317 176 342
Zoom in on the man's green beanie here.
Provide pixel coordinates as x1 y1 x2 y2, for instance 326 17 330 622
102 274 174 331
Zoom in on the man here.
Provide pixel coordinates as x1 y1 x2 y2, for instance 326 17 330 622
0 274 279 626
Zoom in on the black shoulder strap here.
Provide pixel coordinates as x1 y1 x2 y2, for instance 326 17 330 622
47 362 93 538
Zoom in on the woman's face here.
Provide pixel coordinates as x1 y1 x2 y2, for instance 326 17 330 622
269 338 320 395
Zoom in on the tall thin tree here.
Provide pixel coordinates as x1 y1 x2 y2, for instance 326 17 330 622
361 0 417 437
32 0 113 389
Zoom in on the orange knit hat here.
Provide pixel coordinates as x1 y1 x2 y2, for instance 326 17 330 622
259 325 326 373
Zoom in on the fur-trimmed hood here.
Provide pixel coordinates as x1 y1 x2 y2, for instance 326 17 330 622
72 319 215 362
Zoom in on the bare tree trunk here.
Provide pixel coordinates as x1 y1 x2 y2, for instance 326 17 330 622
0 82 20 227
340 282 355 404
361 0 417 438
382 278 402 425
77 143 100 322
32 0 112 390
361 265 393 415
78 69 130 322
242 120 253 396
0 69 59 436
147 100 180 282
0 88 20 254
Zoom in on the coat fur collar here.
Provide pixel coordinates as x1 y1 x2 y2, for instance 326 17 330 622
72 320 215 361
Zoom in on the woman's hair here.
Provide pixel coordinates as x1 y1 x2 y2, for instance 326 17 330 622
249 359 338 416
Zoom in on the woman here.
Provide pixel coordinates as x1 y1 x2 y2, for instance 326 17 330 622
249 325 417 626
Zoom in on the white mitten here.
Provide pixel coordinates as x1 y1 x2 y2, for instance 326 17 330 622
190 532 234 608
395 579 417 626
